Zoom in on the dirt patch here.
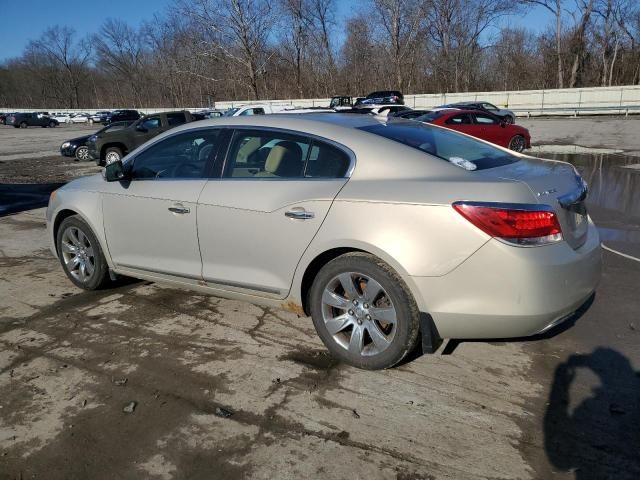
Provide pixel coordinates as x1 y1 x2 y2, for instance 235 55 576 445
0 155 99 184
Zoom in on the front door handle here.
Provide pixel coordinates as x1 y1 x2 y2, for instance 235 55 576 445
168 205 190 214
285 209 314 220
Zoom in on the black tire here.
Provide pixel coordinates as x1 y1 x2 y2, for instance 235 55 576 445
56 215 110 290
504 114 515 124
508 134 526 152
309 252 421 370
75 146 90 161
19 121 28 128
49 121 56 128
104 147 122 165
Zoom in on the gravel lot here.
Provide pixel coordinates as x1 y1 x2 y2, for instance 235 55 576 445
0 118 639 479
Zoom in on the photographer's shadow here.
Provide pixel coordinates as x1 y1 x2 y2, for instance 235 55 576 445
544 347 640 479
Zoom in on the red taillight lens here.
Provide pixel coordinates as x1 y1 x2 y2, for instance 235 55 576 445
453 202 562 246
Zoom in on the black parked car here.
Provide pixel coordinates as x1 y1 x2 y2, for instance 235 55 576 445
356 90 404 105
60 121 133 161
6 112 58 128
104 109 141 124
89 111 196 165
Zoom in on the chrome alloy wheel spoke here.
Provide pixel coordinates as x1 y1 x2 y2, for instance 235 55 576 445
321 272 397 357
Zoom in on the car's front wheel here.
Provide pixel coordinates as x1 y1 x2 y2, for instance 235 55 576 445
104 147 122 165
508 134 526 152
309 252 420 370
19 122 28 128
56 215 110 290
49 121 56 128
75 146 89 161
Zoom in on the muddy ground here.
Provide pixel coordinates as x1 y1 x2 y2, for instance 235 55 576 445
0 119 639 479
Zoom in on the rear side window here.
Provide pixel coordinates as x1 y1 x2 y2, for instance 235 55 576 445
305 142 350 178
224 131 309 178
474 113 498 125
358 122 519 171
167 112 187 126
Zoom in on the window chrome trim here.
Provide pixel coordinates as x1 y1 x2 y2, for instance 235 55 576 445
220 125 356 179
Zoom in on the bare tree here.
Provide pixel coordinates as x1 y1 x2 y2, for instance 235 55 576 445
182 0 276 100
522 0 565 88
26 26 91 108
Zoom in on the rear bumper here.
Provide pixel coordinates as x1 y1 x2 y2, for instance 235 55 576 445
410 219 602 339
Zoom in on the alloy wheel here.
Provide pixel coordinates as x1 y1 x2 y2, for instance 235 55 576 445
76 147 89 161
105 151 120 164
60 226 96 283
321 271 397 357
509 135 526 152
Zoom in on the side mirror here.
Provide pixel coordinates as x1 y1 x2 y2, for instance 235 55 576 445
500 120 506 128
104 159 126 182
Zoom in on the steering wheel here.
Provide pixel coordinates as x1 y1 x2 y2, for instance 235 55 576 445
172 162 202 178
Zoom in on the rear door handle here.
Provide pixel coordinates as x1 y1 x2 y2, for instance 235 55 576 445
168 205 190 214
285 209 314 220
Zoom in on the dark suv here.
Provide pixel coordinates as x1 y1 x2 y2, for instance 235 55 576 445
104 109 141 124
88 111 196 165
6 112 59 128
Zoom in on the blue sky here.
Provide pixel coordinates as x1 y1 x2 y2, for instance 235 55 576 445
0 0 552 62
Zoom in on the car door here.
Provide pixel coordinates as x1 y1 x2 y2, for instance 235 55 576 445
443 113 474 135
197 128 353 298
132 115 163 144
472 113 502 146
102 128 222 281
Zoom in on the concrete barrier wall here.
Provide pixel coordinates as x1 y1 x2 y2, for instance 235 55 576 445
3 85 640 117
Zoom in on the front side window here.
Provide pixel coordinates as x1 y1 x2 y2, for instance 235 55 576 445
130 129 220 180
483 103 498 111
141 117 161 130
224 131 310 178
359 121 519 170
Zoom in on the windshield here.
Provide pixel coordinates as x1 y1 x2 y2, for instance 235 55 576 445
415 111 445 122
358 121 520 171
223 108 239 117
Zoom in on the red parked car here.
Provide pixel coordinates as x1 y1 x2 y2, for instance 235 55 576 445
416 109 531 152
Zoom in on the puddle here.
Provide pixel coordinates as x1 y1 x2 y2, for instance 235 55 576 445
537 152 640 258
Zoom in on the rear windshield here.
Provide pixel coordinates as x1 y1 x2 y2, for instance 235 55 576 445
358 121 519 171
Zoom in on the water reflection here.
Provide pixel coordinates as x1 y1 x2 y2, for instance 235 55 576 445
538 153 640 255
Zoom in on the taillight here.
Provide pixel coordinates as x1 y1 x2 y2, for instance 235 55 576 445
453 202 562 246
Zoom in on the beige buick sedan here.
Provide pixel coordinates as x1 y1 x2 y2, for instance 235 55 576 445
46 114 601 369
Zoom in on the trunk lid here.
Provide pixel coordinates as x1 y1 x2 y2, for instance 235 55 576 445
478 157 589 249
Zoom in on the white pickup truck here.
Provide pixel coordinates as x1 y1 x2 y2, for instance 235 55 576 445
221 103 332 116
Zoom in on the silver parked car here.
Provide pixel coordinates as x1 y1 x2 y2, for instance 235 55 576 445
46 114 601 369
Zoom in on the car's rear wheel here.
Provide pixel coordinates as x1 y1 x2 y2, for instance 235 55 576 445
309 252 420 370
104 147 122 165
88 118 94 125
508 135 526 152
75 146 89 161
19 122 27 128
57 215 109 290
